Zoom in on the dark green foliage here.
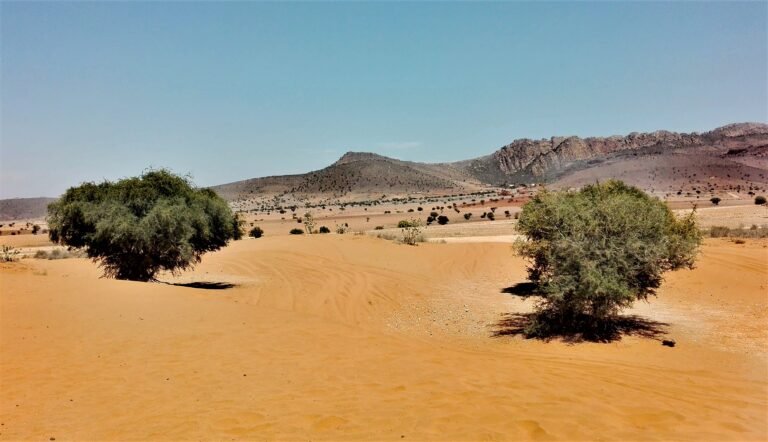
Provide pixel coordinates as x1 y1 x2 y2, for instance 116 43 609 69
31 224 41 234
249 226 264 238
515 180 701 336
398 220 419 228
710 197 721 206
232 214 244 240
289 228 304 235
318 226 331 234
756 195 767 205
47 170 239 281
437 215 449 225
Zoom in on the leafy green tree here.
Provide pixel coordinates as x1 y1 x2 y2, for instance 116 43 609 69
515 180 701 336
47 170 239 281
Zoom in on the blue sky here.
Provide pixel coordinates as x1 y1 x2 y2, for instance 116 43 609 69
1 1 766 198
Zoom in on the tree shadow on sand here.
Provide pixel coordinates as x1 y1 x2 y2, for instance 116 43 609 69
491 312 669 344
165 281 237 290
500 282 539 298
494 282 669 344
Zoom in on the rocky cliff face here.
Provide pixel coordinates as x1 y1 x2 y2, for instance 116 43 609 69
460 123 768 183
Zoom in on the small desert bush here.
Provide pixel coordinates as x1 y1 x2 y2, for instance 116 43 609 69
437 215 449 225
375 232 398 241
400 219 425 245
1 245 20 262
464 213 472 220
709 225 768 239
374 226 384 230
710 197 721 206
318 226 331 234
397 220 420 228
755 195 767 205
249 226 264 238
289 228 304 235
33 248 82 260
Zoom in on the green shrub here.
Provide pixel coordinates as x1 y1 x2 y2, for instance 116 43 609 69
709 225 731 237
437 215 449 225
249 226 264 238
1 245 20 262
303 212 316 234
397 220 419 228
289 228 304 235
374 226 384 230
515 180 701 336
318 226 331 234
47 170 239 281
464 213 472 220
375 232 398 241
709 225 768 238
755 195 767 205
710 197 721 206
400 219 424 245
335 223 349 234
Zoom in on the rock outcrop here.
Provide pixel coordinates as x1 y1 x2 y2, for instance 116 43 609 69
459 123 768 182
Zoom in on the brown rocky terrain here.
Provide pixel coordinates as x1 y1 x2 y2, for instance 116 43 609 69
460 122 768 183
3 123 766 219
0 197 56 221
215 122 768 205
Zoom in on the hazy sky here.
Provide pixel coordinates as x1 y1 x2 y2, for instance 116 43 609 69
1 2 766 198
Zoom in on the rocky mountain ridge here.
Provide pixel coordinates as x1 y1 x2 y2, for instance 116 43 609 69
459 122 768 183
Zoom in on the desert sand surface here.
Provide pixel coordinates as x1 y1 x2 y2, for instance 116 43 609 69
1 235 767 441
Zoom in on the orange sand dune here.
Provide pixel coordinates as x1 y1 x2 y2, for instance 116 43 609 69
1 237 766 440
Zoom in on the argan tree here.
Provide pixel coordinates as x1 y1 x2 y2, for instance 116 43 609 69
47 170 240 281
515 180 701 336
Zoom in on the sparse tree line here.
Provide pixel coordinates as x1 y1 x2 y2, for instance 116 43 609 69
6 169 756 340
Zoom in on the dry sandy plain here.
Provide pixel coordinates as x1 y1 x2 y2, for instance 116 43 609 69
1 204 767 441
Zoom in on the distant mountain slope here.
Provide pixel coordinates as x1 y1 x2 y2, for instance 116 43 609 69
212 152 487 202
458 122 768 183
5 123 765 213
213 122 768 202
0 197 56 221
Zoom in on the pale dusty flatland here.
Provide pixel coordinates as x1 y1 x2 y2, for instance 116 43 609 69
1 236 767 441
